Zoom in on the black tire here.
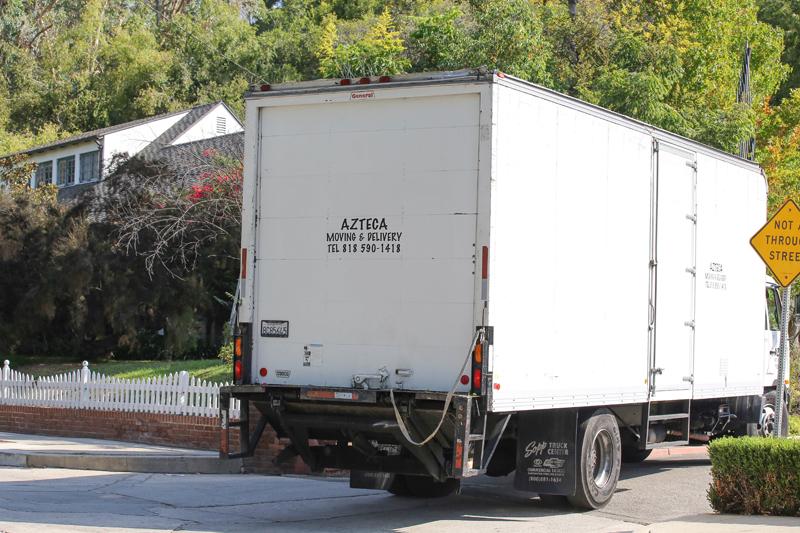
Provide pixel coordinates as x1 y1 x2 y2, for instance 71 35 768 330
390 475 460 498
386 474 413 496
621 447 652 463
567 409 622 510
748 392 789 437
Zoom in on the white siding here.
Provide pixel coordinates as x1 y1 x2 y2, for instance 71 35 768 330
29 141 98 188
488 83 653 411
171 104 242 146
103 111 189 168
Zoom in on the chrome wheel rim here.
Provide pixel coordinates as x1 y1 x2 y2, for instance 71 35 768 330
590 429 614 488
760 405 776 437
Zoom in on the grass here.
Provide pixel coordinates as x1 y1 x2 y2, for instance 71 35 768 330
9 357 232 384
791 414 800 437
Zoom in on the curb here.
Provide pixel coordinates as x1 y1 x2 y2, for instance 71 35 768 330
0 452 243 474
649 446 708 459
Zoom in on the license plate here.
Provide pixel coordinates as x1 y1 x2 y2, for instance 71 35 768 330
261 320 289 338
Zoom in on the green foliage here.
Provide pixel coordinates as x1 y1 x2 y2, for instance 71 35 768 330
15 358 231 383
707 437 800 516
758 0 800 102
0 153 56 205
217 342 234 365
790 415 800 435
758 89 800 212
317 9 410 78
408 0 552 83
0 151 240 360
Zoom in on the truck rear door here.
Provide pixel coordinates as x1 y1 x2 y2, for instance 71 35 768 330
252 88 483 392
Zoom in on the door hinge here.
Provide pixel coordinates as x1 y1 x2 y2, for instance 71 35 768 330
682 375 694 384
651 367 664 376
685 214 697 223
652 139 659 153
684 320 695 329
685 267 696 276
686 161 697 170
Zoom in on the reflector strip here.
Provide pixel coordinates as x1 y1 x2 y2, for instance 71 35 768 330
454 439 464 470
299 388 377 403
240 248 247 279
481 245 489 300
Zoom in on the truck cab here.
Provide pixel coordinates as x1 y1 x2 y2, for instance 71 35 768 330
755 276 790 436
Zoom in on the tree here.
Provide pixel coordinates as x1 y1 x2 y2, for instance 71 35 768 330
317 8 410 78
757 0 800 102
757 89 800 211
101 149 242 279
0 153 53 203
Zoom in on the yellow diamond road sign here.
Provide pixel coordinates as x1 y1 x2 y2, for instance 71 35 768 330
750 199 800 287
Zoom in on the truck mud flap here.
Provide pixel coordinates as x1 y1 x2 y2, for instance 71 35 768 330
513 410 578 496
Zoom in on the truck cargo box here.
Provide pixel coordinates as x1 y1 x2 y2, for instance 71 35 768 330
237 70 767 411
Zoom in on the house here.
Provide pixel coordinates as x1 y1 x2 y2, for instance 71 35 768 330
19 101 243 201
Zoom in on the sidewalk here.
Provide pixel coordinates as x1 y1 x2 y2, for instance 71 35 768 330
635 513 800 531
0 431 241 474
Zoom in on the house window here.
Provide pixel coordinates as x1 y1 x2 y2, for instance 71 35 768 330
35 160 53 186
216 116 226 134
80 151 100 183
57 156 75 186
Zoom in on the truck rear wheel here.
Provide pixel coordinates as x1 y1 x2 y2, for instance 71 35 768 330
388 475 460 498
747 391 789 437
567 409 622 510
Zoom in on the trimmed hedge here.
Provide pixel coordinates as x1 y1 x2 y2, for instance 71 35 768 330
708 437 800 516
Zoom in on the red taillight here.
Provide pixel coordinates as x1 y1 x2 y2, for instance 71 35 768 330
358 77 371 85
378 75 391 83
472 368 482 390
259 367 267 377
460 374 470 385
234 360 242 381
339 78 351 86
260 83 271 91
240 248 247 279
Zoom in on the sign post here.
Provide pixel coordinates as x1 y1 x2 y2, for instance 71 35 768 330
750 199 800 437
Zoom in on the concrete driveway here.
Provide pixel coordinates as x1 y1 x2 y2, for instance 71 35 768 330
0 454 741 533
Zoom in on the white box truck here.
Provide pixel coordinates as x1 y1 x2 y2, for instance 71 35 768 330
220 70 789 508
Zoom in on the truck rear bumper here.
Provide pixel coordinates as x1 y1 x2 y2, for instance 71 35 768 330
219 384 508 481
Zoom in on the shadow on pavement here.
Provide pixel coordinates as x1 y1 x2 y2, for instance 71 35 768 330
619 457 711 481
0 470 641 532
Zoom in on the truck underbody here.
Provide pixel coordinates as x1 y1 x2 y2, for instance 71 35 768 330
219 384 766 508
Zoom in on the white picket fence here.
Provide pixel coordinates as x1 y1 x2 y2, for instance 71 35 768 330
0 360 239 418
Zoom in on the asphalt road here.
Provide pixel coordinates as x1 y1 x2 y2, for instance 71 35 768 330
0 455 712 533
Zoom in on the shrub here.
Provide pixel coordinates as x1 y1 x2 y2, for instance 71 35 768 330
217 342 234 365
708 437 800 516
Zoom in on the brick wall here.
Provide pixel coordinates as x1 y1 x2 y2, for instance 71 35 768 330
0 404 308 474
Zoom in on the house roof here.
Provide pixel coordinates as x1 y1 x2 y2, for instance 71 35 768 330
21 101 233 156
135 101 238 161
55 132 244 203
156 132 243 182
